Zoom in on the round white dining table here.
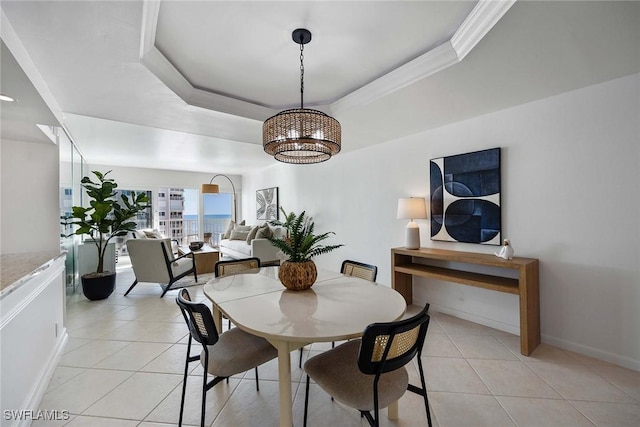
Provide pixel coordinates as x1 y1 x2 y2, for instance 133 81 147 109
203 266 407 427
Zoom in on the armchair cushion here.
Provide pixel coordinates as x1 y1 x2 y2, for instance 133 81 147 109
143 229 163 239
171 256 195 277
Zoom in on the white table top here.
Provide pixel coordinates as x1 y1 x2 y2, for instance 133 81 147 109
203 266 407 427
203 266 407 343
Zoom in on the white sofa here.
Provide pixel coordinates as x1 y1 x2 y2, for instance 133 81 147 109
218 225 285 264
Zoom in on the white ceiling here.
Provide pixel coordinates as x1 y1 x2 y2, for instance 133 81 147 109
1 1 639 175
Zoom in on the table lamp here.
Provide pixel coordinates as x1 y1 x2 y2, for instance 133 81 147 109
397 197 427 249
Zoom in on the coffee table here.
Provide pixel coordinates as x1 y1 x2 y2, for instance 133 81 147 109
177 245 219 274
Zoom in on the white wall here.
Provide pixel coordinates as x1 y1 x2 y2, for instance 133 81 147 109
85 165 241 193
1 138 60 254
244 73 640 370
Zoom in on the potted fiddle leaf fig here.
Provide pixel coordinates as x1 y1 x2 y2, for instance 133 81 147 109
66 170 149 300
268 208 343 290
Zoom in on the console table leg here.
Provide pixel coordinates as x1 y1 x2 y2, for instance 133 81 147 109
519 261 540 355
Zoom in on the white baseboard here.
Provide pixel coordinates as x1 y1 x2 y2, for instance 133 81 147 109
429 304 639 371
541 333 640 372
18 330 69 427
430 303 521 336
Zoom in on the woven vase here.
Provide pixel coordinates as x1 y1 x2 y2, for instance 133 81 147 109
278 260 317 291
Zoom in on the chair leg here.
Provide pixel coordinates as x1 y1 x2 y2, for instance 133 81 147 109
178 336 192 427
361 411 376 427
160 282 172 298
415 356 433 427
303 375 311 427
299 347 304 368
372 378 380 427
124 279 138 296
200 354 208 427
255 367 260 391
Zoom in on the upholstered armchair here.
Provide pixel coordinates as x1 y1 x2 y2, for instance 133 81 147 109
126 239 197 297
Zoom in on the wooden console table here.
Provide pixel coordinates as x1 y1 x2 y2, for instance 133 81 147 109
391 247 540 355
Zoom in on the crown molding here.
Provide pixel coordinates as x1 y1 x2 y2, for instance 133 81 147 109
452 0 517 60
139 1 275 120
139 0 516 120
332 0 516 113
331 41 459 115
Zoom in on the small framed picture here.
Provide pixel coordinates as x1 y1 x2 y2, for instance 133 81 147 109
256 187 279 220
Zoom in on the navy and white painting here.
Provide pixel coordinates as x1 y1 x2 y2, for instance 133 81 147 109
430 148 501 245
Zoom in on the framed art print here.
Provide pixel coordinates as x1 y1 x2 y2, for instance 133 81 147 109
256 187 279 220
430 148 501 245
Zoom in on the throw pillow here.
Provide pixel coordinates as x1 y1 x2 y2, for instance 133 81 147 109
235 225 252 232
230 230 250 241
222 220 235 239
246 225 259 244
239 220 246 226
143 230 157 238
255 224 273 239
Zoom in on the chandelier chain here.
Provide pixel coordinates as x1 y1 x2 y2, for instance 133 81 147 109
299 42 305 108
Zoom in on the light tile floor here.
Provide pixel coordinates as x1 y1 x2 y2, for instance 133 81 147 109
35 262 640 426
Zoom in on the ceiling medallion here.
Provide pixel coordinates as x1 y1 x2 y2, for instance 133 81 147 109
263 28 341 164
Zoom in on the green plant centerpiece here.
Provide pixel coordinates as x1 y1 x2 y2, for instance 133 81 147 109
268 208 343 290
66 170 149 300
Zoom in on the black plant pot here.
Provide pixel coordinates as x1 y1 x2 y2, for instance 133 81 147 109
81 272 116 300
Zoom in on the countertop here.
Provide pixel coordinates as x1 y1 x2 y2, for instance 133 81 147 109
0 251 66 298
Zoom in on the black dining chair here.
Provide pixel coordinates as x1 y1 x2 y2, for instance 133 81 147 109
176 288 277 427
341 259 378 282
214 257 261 329
303 304 432 427
214 257 261 277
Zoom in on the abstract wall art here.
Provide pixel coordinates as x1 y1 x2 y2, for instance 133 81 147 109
256 187 279 220
430 148 501 245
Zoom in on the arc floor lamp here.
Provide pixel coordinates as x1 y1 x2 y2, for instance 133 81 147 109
201 174 237 222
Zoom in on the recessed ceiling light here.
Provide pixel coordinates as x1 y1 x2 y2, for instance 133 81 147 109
0 94 16 102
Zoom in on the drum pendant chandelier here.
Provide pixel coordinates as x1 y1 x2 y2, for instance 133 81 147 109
263 29 341 164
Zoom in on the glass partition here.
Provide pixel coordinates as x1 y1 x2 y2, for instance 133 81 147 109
59 129 86 295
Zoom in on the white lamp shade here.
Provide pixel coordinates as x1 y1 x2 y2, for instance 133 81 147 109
397 197 427 220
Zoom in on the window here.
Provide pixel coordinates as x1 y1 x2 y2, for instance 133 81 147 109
203 193 232 246
116 189 152 254
183 188 199 241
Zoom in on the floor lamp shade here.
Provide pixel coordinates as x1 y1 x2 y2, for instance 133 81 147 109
397 197 428 249
201 184 220 194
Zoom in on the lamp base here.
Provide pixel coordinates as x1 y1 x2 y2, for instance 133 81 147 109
405 222 421 250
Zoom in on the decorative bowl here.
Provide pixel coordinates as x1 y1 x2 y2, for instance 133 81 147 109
189 241 204 250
